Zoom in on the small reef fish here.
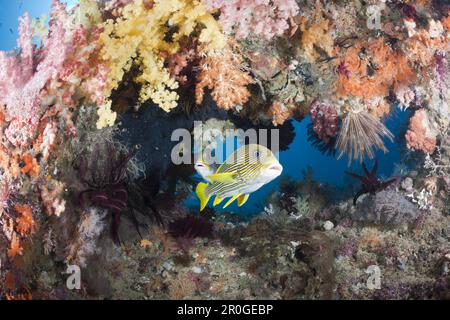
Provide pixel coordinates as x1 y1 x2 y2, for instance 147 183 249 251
195 144 283 211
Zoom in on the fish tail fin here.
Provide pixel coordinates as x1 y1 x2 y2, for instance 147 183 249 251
196 182 211 212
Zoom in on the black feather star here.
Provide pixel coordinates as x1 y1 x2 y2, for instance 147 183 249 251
77 144 162 245
345 159 397 205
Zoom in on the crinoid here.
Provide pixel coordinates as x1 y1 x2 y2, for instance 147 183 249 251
345 159 397 205
336 108 393 164
78 143 136 244
77 144 164 244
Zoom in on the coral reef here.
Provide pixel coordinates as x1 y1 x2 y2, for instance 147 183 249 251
0 0 449 301
168 215 215 252
77 143 136 244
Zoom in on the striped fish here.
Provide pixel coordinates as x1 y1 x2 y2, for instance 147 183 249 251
195 144 283 211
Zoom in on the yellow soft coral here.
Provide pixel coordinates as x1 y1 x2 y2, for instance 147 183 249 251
75 0 103 29
99 0 226 119
97 102 117 129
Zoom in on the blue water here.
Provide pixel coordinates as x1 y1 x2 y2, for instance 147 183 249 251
185 109 413 216
0 0 78 51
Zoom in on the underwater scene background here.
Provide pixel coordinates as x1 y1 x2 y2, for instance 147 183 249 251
0 0 449 300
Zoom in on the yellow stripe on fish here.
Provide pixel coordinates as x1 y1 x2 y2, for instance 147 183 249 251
195 144 283 211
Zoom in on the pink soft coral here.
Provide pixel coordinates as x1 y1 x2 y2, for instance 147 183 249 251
206 0 299 40
0 13 69 123
405 109 437 154
54 26 108 107
0 8 70 146
310 102 339 144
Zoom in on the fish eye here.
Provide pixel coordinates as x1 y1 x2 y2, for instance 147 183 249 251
254 151 261 159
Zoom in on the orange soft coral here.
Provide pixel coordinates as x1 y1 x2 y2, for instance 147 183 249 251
161 44 197 86
0 147 21 179
405 109 437 154
267 102 292 126
14 204 36 236
442 16 450 30
195 47 253 110
7 233 23 258
336 38 416 100
20 153 40 177
404 28 450 70
299 3 334 63
366 97 391 118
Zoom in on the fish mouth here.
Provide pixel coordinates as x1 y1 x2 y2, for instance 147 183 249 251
268 164 283 172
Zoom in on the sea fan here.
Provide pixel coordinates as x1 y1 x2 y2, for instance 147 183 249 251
336 108 393 163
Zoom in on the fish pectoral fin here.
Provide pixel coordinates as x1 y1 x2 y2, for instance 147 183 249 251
206 172 237 184
213 196 224 206
237 194 249 207
223 194 241 209
195 182 211 212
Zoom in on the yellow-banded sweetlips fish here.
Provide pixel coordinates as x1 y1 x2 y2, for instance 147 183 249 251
195 144 283 211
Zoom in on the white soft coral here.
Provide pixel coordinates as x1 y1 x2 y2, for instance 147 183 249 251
205 0 299 40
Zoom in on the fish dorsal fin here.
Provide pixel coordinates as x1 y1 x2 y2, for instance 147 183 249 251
223 193 241 209
206 172 237 184
237 194 249 207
